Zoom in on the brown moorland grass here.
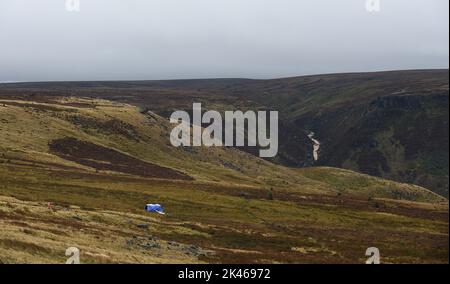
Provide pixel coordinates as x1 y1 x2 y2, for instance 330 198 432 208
0 97 447 263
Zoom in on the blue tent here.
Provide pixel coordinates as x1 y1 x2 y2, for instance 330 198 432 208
145 204 165 215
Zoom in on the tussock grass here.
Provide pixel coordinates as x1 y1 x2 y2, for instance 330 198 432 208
0 97 447 263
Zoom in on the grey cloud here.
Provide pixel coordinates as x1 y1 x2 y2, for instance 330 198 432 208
0 0 448 82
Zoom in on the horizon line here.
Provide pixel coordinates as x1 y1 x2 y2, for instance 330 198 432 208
1 68 448 85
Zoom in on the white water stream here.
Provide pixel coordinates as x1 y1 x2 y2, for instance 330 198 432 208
307 132 320 161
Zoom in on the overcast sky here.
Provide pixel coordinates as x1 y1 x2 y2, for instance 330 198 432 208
0 0 448 82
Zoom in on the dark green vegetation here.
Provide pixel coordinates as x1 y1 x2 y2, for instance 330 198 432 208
0 70 448 263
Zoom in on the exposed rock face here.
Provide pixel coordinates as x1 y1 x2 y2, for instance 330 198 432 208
296 92 449 197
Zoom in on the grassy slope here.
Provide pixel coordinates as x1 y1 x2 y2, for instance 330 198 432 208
0 97 448 263
1 70 447 196
232 70 449 196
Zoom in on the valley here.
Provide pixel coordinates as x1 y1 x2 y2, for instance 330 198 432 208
1 69 447 196
0 93 447 263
